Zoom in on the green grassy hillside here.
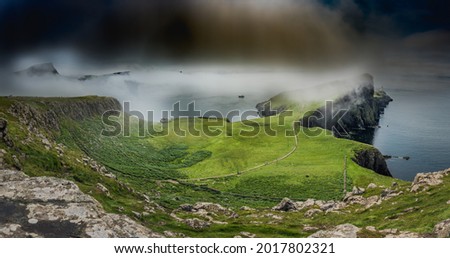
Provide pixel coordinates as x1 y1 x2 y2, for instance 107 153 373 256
1 95 447 238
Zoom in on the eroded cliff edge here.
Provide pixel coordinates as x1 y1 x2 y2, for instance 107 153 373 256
7 96 121 133
300 74 392 177
256 74 393 177
300 74 392 135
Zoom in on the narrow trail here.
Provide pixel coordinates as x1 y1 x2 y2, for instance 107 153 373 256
181 122 299 182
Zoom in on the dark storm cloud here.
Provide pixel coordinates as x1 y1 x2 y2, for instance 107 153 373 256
0 0 449 65
322 0 450 33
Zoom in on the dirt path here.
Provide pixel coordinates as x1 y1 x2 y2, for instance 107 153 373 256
182 122 299 182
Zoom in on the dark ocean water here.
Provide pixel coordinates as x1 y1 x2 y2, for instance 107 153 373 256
368 83 450 181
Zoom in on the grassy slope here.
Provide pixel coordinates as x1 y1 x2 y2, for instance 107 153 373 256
1 96 447 237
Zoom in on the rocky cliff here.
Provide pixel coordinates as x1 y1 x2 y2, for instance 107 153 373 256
352 147 391 177
255 74 393 177
255 100 286 117
0 118 14 148
7 96 121 133
300 74 392 135
293 74 393 176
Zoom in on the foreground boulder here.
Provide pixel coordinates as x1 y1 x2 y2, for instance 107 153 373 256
0 169 162 238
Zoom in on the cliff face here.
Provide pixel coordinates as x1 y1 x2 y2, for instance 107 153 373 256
256 100 286 117
7 96 121 133
352 148 392 177
255 74 393 177
300 74 393 135
0 118 14 147
298 74 393 177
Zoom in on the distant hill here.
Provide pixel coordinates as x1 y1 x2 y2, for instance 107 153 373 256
15 63 60 77
78 71 130 81
15 62 130 81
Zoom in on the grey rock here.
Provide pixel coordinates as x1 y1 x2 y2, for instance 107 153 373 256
365 195 380 208
367 183 377 189
239 231 256 238
411 169 449 192
0 169 28 182
365 226 376 232
0 118 14 147
434 219 450 238
304 199 316 207
314 200 325 207
319 201 338 212
385 231 419 238
184 218 210 230
0 224 32 237
28 218 38 224
381 188 401 199
380 228 398 234
343 191 353 201
131 211 142 219
96 183 110 197
163 231 185 238
0 169 163 238
352 186 365 195
272 198 297 212
345 195 367 206
304 209 323 218
240 206 256 211
193 202 233 215
308 224 360 238
303 225 319 231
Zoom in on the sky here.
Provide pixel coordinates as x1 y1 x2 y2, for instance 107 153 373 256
0 0 449 116
0 0 449 68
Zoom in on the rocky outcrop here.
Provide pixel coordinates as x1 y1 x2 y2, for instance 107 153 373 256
255 101 286 117
304 209 323 218
8 97 121 133
272 198 298 211
411 168 449 192
433 219 450 238
300 74 392 135
0 118 14 147
178 202 235 217
255 74 392 177
352 147 392 177
184 218 211 230
308 224 360 238
172 202 237 229
0 169 162 238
